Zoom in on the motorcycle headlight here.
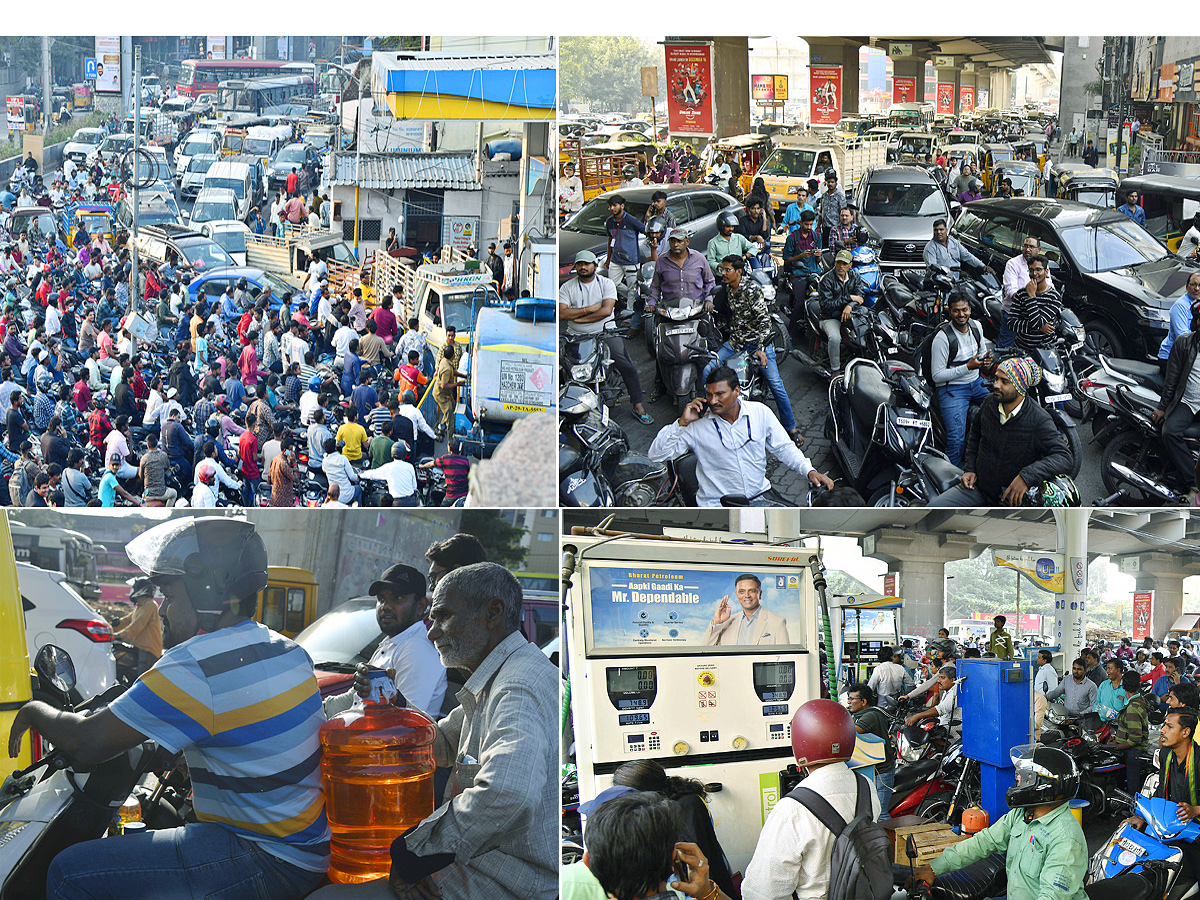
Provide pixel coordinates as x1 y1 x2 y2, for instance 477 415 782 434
570 364 593 381
1046 709 1067 725
877 318 897 340
897 733 920 762
762 285 776 302
1044 370 1066 393
904 377 931 410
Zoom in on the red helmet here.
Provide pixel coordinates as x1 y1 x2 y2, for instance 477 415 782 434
790 699 856 767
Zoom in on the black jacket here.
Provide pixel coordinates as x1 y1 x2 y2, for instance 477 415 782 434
1158 330 1200 418
962 395 1073 502
817 269 865 319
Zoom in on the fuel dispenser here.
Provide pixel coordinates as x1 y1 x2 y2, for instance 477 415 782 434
828 594 904 689
959 657 1033 822
564 535 821 874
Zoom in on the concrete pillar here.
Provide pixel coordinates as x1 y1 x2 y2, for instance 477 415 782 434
712 37 751 139
864 528 977 639
1130 552 1200 641
808 39 862 116
890 56 928 106
1053 509 1089 661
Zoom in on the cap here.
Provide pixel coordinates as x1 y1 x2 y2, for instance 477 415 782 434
574 250 598 265
668 226 692 240
166 386 178 399
578 785 638 819
369 563 426 598
835 250 853 264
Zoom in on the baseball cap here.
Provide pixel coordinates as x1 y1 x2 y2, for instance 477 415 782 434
835 250 853 265
574 250 598 265
368 563 426 598
668 226 693 240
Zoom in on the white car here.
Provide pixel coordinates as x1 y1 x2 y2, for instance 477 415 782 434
181 153 220 199
174 129 222 178
190 187 240 226
19 562 117 702
63 127 106 164
199 220 252 266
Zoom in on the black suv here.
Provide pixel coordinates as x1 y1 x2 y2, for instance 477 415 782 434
951 198 1194 361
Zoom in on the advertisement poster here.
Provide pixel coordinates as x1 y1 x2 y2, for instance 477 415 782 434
207 36 226 61
95 36 121 94
664 44 715 136
959 86 975 114
441 216 479 255
6 97 24 133
751 75 775 100
992 551 1065 593
1132 591 1153 640
978 88 990 108
586 563 804 650
892 77 917 105
936 82 955 115
809 65 842 126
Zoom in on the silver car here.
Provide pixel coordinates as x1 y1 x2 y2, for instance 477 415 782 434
854 165 952 270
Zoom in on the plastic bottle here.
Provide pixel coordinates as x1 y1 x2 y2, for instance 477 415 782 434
319 675 438 884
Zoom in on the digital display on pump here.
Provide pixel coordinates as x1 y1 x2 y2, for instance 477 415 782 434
606 666 658 710
752 661 796 702
584 562 807 655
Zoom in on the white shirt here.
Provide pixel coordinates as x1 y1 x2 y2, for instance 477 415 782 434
868 661 912 703
396 330 427 363
935 683 959 729
299 390 320 425
143 389 164 425
282 334 310 369
44 305 61 337
502 253 515 289
742 762 881 900
190 481 218 507
1178 226 1200 260
560 175 584 212
362 459 418 499
399 403 438 440
1035 662 1058 695
332 325 355 364
1001 253 1053 310
370 621 447 716
647 400 814 507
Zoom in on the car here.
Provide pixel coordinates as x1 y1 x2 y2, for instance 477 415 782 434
186 265 294 310
88 132 133 167
190 187 240 226
950 197 1195 361
198 220 251 266
181 153 220 199
134 224 237 274
19 562 116 703
559 183 742 284
854 165 952 270
8 207 61 245
173 129 222 179
62 127 106 164
131 150 177 202
115 190 185 230
267 142 322 194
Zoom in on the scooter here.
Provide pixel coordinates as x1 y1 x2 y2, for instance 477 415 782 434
650 298 718 416
0 645 184 900
1086 789 1199 900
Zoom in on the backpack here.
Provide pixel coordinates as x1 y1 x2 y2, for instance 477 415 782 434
788 772 892 900
919 320 984 386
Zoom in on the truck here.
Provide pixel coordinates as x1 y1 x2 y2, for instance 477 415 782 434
755 132 889 216
559 137 645 202
245 227 372 299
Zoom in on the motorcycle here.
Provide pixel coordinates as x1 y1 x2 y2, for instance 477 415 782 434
560 325 620 407
649 298 718 416
1086 789 1198 900
826 357 965 506
1073 352 1164 447
793 297 897 380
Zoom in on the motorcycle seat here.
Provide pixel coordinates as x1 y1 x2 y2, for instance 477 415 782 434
920 451 966 493
847 365 891 422
1109 358 1165 391
899 268 925 291
806 298 822 321
930 853 1007 900
1086 873 1156 900
885 280 917 308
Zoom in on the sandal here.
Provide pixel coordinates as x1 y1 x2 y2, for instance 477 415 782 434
647 390 663 404
789 428 805 447
635 410 655 425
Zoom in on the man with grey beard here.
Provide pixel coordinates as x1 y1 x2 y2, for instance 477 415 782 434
309 562 559 900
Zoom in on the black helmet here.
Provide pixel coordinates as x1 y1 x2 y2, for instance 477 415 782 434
825 167 838 180
969 178 983 193
1006 744 1078 810
236 277 248 290
622 164 637 177
1024 475 1081 508
646 215 668 236
390 440 410 460
717 211 740 230
126 517 268 616
205 415 221 436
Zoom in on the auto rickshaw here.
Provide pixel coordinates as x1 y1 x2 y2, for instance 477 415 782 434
894 132 939 164
712 133 775 196
979 142 1015 193
1020 133 1049 170
61 202 117 249
1055 167 1118 208
567 140 648 200
991 160 1043 198
1118 174 1200 253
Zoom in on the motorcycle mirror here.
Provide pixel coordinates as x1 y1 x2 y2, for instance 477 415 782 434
34 643 76 695
906 834 919 861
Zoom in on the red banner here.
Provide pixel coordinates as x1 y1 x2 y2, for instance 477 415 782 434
809 65 842 127
892 77 917 105
665 44 715 136
959 86 976 115
1132 591 1153 640
936 82 955 115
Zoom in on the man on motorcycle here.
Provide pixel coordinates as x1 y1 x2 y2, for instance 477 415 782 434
1123 707 1200 869
710 153 733 194
923 219 991 282
646 228 715 403
1106 670 1156 793
706 210 761 273
1151 309 1200 500
701 255 804 446
782 210 822 340
644 189 678 230
647 364 834 506
113 577 162 677
1045 658 1099 716
782 186 815 234
828 206 858 253
8 517 330 900
738 198 772 269
816 249 866 375
847 683 897 819
931 294 992 467
1000 237 1053 349
904 665 959 734
911 745 1088 900
930 356 1073 507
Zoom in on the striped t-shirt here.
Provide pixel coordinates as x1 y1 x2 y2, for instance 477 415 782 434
108 620 331 872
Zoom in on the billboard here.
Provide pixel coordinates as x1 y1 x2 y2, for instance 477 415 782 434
6 97 24 133
441 216 479 255
809 65 842 127
936 82 955 115
207 36 226 61
960 86 975 114
95 36 121 94
992 550 1065 593
1133 591 1153 640
664 43 715 136
751 75 775 100
892 77 917 105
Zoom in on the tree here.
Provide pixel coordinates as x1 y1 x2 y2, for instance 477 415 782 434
559 36 663 113
459 510 528 570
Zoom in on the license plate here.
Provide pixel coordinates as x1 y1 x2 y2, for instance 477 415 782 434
1116 836 1147 856
1045 393 1073 404
665 325 695 336
896 416 932 429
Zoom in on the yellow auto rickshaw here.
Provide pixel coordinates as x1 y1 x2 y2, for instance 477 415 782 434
992 160 1043 198
712 133 775 196
0 515 33 781
1118 174 1200 253
980 142 1015 193
1055 167 1119 208
254 566 318 639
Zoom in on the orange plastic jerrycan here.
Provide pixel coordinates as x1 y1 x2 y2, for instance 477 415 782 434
319 674 438 883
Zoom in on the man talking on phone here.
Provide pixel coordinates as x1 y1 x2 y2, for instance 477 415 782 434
647 365 835 506
930 294 992 467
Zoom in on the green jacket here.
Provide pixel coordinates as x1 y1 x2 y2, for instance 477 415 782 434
988 628 1014 660
931 804 1088 900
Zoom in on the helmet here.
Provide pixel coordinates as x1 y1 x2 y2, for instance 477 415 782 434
622 164 637 177
825 167 838 180
35 372 52 393
126 516 268 616
196 463 216 485
215 396 230 413
790 699 857 768
653 154 664 165
717 211 740 230
646 215 668 236
1025 475 1081 507
969 178 983 193
309 375 322 392
1006 744 1079 809
390 440 410 460
127 576 156 599
205 415 221 436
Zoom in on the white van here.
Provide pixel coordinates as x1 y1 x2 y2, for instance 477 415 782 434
201 159 254 222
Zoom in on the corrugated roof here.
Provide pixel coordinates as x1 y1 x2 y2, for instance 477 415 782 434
374 52 555 72
328 152 481 190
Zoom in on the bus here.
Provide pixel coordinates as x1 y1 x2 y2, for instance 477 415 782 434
216 75 314 118
7 521 100 601
176 58 289 98
94 545 141 605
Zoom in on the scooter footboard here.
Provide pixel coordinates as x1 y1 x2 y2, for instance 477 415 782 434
1092 824 1184 881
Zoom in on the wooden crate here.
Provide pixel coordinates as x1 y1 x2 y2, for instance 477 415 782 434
889 822 970 867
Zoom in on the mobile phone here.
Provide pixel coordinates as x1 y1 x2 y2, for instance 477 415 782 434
673 859 689 883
